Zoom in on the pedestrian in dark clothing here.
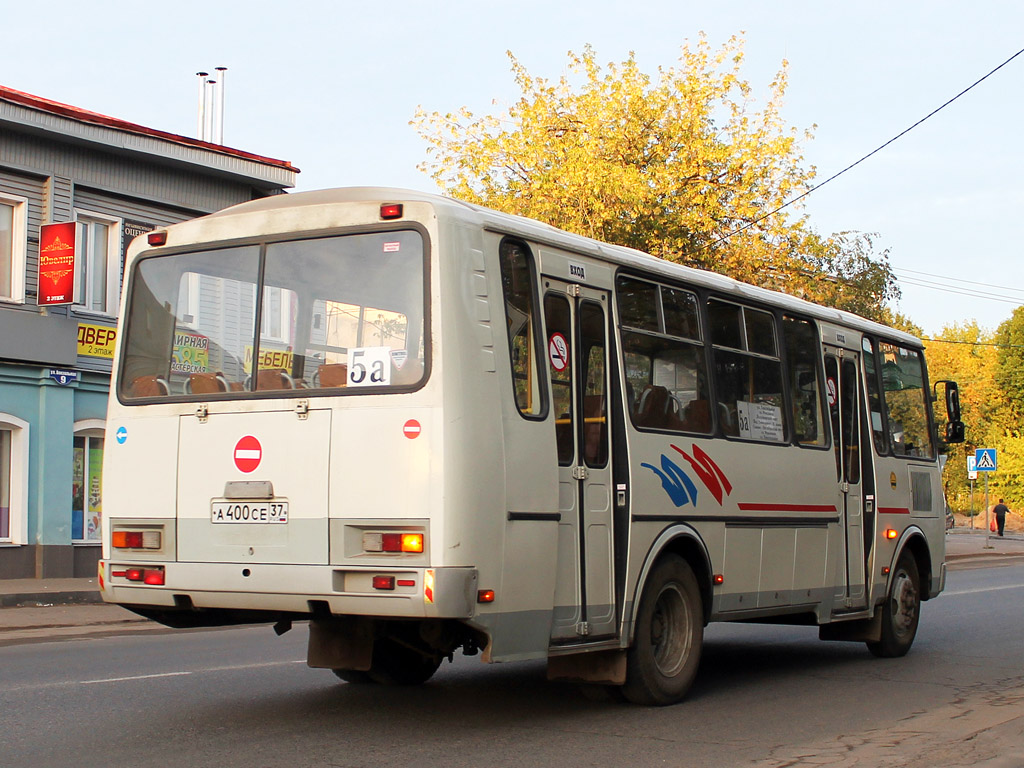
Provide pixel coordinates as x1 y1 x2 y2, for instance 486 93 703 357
994 499 1009 537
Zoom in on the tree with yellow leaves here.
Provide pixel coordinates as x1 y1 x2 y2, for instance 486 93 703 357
414 36 898 320
924 322 999 510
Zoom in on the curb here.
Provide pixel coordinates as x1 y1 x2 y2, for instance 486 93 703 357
0 591 103 609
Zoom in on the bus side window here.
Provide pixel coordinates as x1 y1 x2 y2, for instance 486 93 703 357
877 342 934 459
499 239 545 418
617 275 709 434
862 337 889 454
545 293 574 465
709 299 786 443
782 316 826 447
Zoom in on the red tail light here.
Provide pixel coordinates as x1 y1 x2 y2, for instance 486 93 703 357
364 531 425 554
122 567 164 585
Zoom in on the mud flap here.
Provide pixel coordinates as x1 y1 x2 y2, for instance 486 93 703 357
307 616 375 670
547 649 627 685
819 613 883 643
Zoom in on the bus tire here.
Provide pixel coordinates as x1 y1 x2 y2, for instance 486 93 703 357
622 555 703 706
332 668 374 684
366 638 442 685
867 550 920 658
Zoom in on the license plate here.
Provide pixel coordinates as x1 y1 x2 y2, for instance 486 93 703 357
211 500 289 524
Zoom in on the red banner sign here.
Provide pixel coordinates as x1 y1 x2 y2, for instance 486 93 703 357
38 222 77 306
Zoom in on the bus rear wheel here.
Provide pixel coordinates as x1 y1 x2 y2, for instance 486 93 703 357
366 637 442 685
332 668 374 684
867 550 920 658
622 555 703 706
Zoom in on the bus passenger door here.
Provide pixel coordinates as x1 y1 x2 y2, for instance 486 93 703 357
544 281 616 642
825 349 867 610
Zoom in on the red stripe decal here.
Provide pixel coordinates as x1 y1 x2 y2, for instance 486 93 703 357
737 503 839 513
879 506 911 515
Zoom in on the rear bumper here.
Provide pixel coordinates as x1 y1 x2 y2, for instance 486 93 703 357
100 561 478 620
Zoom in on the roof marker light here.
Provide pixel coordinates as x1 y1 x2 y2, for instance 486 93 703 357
380 203 403 220
147 231 168 246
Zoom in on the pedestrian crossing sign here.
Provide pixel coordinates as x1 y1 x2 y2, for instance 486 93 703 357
974 448 997 472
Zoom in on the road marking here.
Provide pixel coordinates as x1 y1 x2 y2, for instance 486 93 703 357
82 671 193 684
81 659 305 685
945 583 1024 596
1 660 305 694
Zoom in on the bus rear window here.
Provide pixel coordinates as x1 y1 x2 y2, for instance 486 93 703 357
119 231 427 400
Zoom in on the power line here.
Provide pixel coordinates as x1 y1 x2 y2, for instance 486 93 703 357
898 276 1023 304
894 267 1024 296
922 337 1024 349
704 45 1024 250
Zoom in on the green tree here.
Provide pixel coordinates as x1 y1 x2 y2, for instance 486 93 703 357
414 36 898 320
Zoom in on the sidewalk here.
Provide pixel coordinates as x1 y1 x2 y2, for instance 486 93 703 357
945 527 1024 561
0 576 155 645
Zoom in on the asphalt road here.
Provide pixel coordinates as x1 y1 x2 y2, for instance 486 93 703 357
3 562 1023 768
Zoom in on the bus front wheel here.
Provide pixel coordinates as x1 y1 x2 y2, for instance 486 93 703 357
622 555 703 705
867 550 920 658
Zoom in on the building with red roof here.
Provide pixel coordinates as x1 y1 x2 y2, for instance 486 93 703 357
0 84 298 579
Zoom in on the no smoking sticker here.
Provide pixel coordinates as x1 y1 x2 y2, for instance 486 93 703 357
826 377 837 407
548 332 569 372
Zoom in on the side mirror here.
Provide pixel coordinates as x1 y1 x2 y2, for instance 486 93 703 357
934 380 965 444
944 381 961 422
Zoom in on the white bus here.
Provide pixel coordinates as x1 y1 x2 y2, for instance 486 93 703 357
100 188 964 704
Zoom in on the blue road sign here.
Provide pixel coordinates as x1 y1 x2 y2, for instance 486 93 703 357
975 448 997 472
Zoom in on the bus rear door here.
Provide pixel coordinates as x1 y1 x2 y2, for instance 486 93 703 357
176 406 332 565
825 345 868 610
543 279 616 641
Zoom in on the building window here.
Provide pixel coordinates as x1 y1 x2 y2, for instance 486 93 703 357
0 193 28 303
75 211 122 315
72 422 105 542
259 284 296 343
0 414 29 544
178 272 201 328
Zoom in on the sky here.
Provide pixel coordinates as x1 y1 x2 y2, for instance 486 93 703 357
3 0 1022 336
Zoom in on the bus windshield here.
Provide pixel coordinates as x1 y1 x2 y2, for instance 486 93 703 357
118 230 427 400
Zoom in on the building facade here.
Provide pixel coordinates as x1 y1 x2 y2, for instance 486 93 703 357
0 85 297 579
